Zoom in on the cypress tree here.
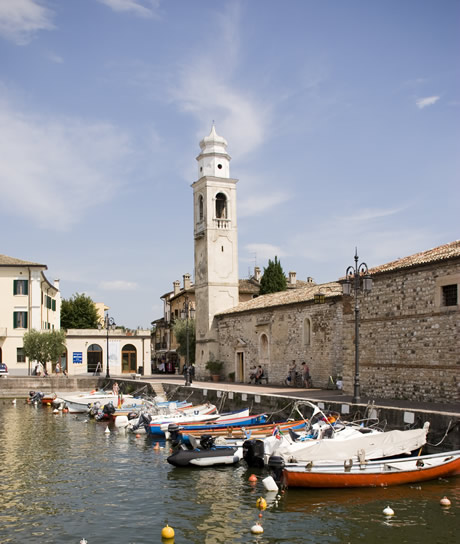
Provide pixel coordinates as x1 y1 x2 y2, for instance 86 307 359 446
259 256 287 295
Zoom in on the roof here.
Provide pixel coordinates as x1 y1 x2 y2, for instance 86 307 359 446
217 281 342 316
0 254 47 268
369 240 460 275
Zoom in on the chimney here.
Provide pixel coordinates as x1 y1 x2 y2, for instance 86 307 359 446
306 276 314 284
254 266 261 282
183 273 191 291
289 271 297 285
173 280 180 296
53 279 60 290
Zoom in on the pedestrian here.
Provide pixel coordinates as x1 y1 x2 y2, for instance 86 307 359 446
301 362 311 388
112 381 119 396
286 360 296 386
248 366 257 384
255 365 264 384
55 362 61 374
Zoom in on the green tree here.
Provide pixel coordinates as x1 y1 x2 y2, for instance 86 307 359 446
259 256 287 295
23 329 67 373
172 318 196 364
60 293 99 330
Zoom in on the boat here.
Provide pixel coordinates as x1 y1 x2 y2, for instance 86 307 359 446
147 403 220 435
166 426 243 467
268 449 460 488
179 419 310 441
244 422 430 468
58 391 145 413
177 412 267 434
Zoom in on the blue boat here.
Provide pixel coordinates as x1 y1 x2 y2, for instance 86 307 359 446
178 413 268 433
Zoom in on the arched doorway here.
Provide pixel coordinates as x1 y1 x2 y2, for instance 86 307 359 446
122 344 137 374
87 344 102 374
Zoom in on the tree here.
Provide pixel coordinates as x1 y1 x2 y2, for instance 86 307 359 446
259 256 287 295
60 293 99 330
23 329 67 373
172 318 196 364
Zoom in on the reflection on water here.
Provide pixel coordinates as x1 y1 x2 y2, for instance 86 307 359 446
0 402 458 544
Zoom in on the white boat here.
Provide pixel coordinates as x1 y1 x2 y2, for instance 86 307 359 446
58 391 144 413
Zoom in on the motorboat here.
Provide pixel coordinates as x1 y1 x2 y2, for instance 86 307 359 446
268 449 460 488
166 425 243 467
57 391 145 413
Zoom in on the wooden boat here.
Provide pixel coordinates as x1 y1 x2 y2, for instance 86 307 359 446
180 419 310 440
147 403 219 435
178 413 267 433
269 450 460 488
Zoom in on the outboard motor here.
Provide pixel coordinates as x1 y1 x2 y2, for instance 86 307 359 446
200 434 215 449
267 455 285 486
29 391 44 403
127 412 138 420
243 439 265 468
168 423 181 448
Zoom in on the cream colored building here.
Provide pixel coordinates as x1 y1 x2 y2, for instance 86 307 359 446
0 254 60 375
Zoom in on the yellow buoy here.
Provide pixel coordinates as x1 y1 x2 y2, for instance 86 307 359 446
251 522 264 534
440 496 451 507
161 524 175 539
256 497 267 511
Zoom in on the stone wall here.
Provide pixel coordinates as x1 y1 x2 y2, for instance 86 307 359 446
216 299 344 388
343 260 460 403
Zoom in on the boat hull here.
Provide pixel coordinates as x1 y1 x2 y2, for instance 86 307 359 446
282 451 460 488
167 446 243 467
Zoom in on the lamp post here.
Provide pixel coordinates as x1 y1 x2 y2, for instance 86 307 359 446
181 295 195 386
99 313 116 378
342 248 372 404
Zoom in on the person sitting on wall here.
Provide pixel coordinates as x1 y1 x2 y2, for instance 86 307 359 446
255 365 265 384
248 366 257 384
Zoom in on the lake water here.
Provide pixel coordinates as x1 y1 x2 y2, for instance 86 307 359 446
0 401 458 544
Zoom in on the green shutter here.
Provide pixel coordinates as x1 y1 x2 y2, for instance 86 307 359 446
24 281 29 295
52 299 56 311
13 280 18 295
13 312 18 328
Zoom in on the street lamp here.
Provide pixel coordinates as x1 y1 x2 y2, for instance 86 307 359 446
181 295 195 386
342 248 372 404
99 313 116 378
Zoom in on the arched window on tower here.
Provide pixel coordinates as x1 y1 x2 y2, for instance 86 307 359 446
199 195 204 221
215 193 227 219
303 317 312 346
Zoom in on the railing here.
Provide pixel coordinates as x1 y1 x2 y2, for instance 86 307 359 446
213 218 231 229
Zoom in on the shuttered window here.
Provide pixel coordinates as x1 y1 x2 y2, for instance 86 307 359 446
13 312 28 329
13 280 28 295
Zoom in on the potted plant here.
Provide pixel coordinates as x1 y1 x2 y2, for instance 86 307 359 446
228 371 235 382
205 360 223 382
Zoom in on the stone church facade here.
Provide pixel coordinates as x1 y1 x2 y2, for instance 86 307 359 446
191 126 459 403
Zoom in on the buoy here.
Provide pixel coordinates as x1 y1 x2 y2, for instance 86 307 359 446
63 408 68 413
251 522 264 534
383 506 394 516
53 409 59 414
258 512 263 518
80 539 87 544
161 524 175 539
154 442 160 450
249 474 257 482
136 434 141 439
440 496 451 507
104 427 110 434
256 497 267 511
47 402 51 406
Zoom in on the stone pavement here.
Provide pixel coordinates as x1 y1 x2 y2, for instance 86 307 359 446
144 374 460 416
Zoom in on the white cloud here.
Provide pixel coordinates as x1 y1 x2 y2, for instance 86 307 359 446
342 206 406 223
171 4 271 158
0 0 55 45
244 243 287 261
239 191 290 217
0 96 133 231
416 96 440 109
99 280 138 291
97 0 160 18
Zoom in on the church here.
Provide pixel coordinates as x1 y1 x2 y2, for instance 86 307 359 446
189 126 459 404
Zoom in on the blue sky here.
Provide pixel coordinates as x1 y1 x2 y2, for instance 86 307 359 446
0 0 458 329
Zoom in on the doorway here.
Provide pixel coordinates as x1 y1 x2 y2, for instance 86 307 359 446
236 351 244 382
122 344 137 374
87 344 102 374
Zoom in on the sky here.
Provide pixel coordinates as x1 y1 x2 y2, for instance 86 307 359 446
0 0 458 329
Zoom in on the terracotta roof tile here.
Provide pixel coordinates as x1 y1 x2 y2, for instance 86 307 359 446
369 240 460 275
218 281 342 316
0 254 46 267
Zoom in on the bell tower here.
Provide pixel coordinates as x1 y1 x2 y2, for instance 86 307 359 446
192 125 239 370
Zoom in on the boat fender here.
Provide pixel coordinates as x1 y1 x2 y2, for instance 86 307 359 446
251 522 263 534
440 496 451 507
262 476 279 492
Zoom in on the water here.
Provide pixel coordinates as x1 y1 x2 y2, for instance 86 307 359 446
0 401 458 544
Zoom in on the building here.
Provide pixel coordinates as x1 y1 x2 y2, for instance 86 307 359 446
0 253 151 377
0 254 61 375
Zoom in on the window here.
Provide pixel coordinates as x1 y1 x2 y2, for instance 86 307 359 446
13 311 28 329
215 192 227 219
17 347 26 363
304 318 311 346
46 295 52 309
442 284 458 306
52 299 56 311
199 195 204 221
259 333 269 360
13 279 28 295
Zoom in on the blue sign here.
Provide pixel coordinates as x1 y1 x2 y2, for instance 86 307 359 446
73 352 83 364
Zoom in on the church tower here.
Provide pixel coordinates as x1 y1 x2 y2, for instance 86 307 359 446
192 126 239 370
